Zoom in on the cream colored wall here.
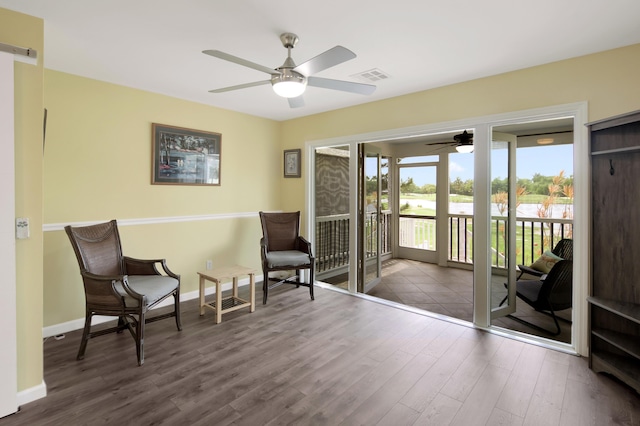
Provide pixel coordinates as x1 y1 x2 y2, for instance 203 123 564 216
281 43 640 212
17 6 640 398
0 8 44 393
43 70 282 327
44 71 282 221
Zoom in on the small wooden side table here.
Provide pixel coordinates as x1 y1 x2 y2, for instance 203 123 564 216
198 265 255 324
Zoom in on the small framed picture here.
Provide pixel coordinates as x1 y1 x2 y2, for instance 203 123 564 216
284 149 301 178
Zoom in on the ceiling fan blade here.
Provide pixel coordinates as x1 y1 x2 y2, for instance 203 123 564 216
428 144 455 153
294 46 356 76
307 77 376 95
208 80 270 93
288 96 305 108
429 141 457 146
203 50 280 75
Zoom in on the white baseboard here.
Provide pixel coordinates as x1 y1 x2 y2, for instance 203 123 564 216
42 275 262 338
17 380 46 407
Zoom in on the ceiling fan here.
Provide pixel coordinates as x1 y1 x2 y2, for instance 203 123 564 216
428 130 474 153
203 33 376 108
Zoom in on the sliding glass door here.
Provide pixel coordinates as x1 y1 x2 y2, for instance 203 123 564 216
489 132 518 320
358 144 382 293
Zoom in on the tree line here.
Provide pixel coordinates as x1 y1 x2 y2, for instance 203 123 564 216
398 173 573 196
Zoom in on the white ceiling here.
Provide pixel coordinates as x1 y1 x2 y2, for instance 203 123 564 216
2 0 640 121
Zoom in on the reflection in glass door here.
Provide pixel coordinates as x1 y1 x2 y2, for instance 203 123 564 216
490 132 517 320
358 145 382 293
314 146 351 289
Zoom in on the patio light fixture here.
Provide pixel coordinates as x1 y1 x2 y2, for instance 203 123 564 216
456 144 474 153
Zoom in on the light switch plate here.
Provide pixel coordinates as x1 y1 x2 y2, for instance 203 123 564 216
16 217 29 239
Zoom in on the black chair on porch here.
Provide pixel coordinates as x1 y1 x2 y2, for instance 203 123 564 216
506 259 573 336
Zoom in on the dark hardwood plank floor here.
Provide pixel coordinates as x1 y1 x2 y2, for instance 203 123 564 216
324 259 573 343
2 284 638 426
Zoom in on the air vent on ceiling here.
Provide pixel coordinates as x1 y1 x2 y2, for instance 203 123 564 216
351 68 390 83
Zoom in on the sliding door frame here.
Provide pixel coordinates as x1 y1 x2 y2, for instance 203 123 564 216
305 102 588 355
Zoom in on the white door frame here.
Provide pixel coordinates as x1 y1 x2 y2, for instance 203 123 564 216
359 144 383 293
0 50 18 418
489 131 518 320
305 102 589 355
396 161 440 263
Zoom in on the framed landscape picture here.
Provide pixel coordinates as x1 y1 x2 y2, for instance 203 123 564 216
152 123 221 185
284 149 301 178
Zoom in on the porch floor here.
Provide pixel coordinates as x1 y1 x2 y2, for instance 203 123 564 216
321 258 572 344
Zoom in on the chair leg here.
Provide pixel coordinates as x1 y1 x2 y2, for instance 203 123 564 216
136 312 145 366
263 269 269 305
548 309 562 336
174 291 182 331
116 315 126 333
498 282 508 306
77 311 93 361
309 267 315 301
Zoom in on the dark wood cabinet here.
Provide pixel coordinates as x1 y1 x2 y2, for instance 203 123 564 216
588 110 640 393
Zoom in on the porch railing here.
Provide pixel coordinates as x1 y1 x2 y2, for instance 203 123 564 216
450 215 573 267
316 212 392 276
315 214 350 274
315 213 573 276
399 215 436 250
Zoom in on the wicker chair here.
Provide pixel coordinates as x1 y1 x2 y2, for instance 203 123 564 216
65 220 181 366
259 211 315 304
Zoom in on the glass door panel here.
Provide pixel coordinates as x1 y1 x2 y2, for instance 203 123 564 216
398 164 438 263
358 145 382 293
448 151 474 264
314 146 351 289
490 132 517 319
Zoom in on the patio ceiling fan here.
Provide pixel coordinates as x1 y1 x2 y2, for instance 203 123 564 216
203 32 376 108
428 130 474 153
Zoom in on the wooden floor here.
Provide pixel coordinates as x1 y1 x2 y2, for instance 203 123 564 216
325 259 573 344
2 284 638 426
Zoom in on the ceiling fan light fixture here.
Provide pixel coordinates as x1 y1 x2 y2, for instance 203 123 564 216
272 70 307 98
537 137 554 145
456 144 474 153
273 80 306 98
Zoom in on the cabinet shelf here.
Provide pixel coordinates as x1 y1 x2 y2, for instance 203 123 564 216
591 352 640 393
591 146 640 156
587 297 640 325
592 328 640 360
